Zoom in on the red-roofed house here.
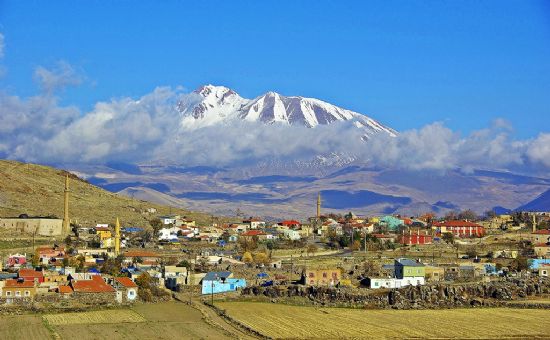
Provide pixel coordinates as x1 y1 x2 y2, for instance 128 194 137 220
240 230 269 241
2 279 36 299
432 220 485 238
112 277 138 302
279 220 301 228
58 285 73 295
18 268 44 283
70 275 115 294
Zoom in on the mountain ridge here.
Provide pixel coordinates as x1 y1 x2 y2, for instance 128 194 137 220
177 84 397 139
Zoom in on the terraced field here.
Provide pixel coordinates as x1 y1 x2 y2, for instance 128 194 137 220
218 302 550 339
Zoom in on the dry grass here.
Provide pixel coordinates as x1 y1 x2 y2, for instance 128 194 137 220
0 314 52 340
218 302 550 339
46 302 228 339
0 159 216 228
44 309 146 325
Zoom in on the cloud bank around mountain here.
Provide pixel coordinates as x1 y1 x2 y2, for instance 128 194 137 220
1 61 549 176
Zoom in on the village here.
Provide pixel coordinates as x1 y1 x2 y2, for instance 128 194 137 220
0 177 549 311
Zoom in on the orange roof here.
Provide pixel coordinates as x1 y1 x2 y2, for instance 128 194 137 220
58 285 73 294
71 275 115 293
115 277 138 288
280 220 301 226
535 243 550 247
18 269 44 278
242 230 266 236
533 230 550 235
124 251 159 258
5 279 35 288
95 227 111 232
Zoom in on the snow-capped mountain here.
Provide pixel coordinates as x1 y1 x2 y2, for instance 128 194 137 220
177 85 396 138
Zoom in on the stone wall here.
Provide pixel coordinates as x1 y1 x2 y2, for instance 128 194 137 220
241 277 550 309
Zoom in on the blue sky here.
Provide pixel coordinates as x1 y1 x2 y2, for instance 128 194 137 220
0 0 549 138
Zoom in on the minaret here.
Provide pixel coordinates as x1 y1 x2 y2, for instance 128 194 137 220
62 174 70 236
114 217 121 256
532 214 537 233
316 192 321 218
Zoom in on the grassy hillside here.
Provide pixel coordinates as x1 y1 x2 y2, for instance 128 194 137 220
0 160 218 228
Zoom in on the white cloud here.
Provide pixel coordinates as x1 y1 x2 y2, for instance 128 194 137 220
0 76 549 177
33 61 84 93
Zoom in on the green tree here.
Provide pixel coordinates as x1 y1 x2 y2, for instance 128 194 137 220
442 232 455 244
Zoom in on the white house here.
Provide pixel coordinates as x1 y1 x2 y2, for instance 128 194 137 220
158 226 181 241
113 277 138 302
281 229 301 241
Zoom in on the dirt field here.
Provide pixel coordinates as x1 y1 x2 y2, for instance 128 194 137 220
218 302 550 339
0 302 231 340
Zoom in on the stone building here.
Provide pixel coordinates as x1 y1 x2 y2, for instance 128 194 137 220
0 217 63 236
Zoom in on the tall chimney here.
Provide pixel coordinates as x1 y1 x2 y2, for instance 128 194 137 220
62 174 70 236
316 192 321 219
115 217 121 256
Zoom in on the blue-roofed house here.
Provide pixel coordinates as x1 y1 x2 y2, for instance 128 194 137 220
201 271 246 295
530 259 550 270
379 216 404 230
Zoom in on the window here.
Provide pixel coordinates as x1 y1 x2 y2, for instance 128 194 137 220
6 291 12 297
308 272 314 278
24 291 30 297
332 272 338 279
129 290 135 296
309 280 315 285
374 282 379 286
15 291 21 297
322 272 327 278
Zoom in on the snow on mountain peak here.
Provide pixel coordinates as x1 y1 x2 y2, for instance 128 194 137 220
177 85 396 137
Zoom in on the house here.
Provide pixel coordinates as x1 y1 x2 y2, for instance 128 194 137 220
124 251 160 265
2 279 36 299
400 230 433 245
432 220 485 238
379 216 404 230
240 230 270 241
158 215 180 225
304 268 342 286
530 230 550 244
367 258 425 289
158 226 180 242
424 265 445 282
37 245 65 266
530 259 550 270
70 275 116 294
112 277 138 302
394 258 425 285
201 271 246 295
243 218 265 229
7 253 27 268
279 220 301 228
372 234 397 243
95 225 112 240
164 265 188 290
538 264 550 277
18 268 45 283
534 244 550 258
281 229 301 241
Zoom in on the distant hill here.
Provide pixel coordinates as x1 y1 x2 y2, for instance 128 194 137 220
0 160 217 227
516 189 550 212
